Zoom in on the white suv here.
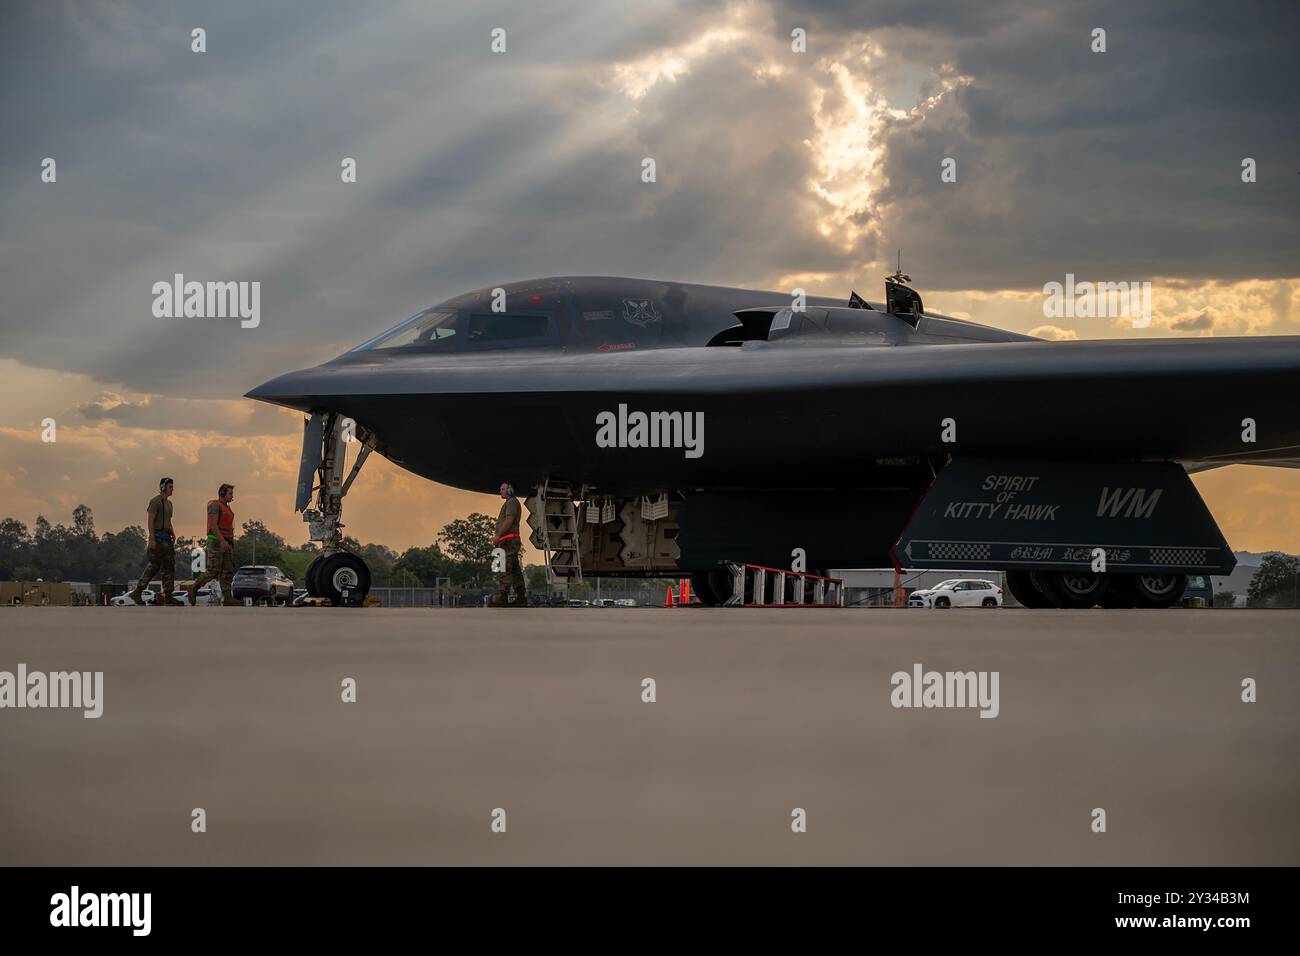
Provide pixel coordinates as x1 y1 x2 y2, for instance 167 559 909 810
908 579 1003 608
110 588 155 606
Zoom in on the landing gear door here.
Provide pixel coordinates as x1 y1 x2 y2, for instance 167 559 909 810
894 459 1236 575
296 412 325 513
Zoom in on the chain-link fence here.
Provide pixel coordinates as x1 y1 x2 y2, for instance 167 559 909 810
368 587 486 608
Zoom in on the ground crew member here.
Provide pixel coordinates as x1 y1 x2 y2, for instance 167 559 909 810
189 483 240 606
494 482 527 607
131 477 183 606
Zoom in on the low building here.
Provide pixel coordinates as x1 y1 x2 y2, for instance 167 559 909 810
830 568 1006 608
0 580 74 606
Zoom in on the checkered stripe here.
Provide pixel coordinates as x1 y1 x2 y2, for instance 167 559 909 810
1148 547 1208 566
926 542 991 562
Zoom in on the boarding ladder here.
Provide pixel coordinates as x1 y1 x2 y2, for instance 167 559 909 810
722 562 844 607
533 479 583 584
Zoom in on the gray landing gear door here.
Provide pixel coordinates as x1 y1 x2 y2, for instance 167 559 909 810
296 412 325 513
894 459 1236 575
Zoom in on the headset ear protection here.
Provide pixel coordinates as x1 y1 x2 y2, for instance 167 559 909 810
504 483 515 496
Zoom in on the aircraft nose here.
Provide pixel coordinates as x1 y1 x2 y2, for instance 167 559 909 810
245 367 322 412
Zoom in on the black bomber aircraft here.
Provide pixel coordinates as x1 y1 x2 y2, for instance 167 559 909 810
247 273 1300 608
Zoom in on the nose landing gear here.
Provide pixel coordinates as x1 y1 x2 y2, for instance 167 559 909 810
299 411 374 606
306 551 372 606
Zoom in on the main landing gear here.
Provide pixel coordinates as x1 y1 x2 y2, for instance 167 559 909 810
1004 570 1186 609
299 411 374 606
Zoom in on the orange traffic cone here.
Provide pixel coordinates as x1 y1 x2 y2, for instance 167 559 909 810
665 586 675 607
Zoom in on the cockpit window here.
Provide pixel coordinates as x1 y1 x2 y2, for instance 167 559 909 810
466 313 550 343
353 309 458 351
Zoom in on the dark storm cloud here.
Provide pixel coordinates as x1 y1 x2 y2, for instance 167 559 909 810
791 0 1300 288
0 0 750 398
1170 311 1214 332
75 394 292 435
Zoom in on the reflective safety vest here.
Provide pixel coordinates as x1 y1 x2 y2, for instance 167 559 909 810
211 499 235 541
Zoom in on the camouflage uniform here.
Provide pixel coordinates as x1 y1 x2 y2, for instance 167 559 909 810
191 497 240 606
134 492 180 604
495 495 527 607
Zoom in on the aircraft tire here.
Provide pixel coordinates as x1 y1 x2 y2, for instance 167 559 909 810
1099 577 1137 608
706 568 742 605
305 555 326 597
1005 570 1058 608
690 572 720 606
1118 573 1186 609
317 552 371 606
1043 570 1107 609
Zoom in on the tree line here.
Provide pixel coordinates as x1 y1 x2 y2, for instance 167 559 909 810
0 505 505 590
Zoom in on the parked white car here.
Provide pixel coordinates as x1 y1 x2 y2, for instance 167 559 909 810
175 584 220 606
111 584 219 606
110 588 155 606
908 579 1003 608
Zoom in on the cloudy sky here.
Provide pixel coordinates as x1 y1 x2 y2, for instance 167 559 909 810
2 0 1299 553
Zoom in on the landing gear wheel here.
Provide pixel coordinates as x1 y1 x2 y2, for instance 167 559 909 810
690 572 720 607
317 552 371 606
1005 570 1057 608
305 555 326 597
1099 577 1137 608
1044 571 1107 609
705 568 748 605
1118 573 1186 609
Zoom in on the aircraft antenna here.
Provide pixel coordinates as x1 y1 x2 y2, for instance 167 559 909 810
887 248 910 285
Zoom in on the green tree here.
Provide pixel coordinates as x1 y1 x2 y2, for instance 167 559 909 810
234 519 288 567
392 543 453 587
95 525 147 587
276 550 317 585
64 504 100 581
1248 553 1300 607
437 513 496 588
524 564 549 593
72 504 95 538
0 518 31 580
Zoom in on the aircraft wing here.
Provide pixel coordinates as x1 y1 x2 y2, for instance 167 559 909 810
249 334 1300 467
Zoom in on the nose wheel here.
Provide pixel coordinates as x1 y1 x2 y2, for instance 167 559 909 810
306 552 371 605
299 410 375 606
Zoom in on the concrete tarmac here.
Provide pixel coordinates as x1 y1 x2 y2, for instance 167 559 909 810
1 607 1297 866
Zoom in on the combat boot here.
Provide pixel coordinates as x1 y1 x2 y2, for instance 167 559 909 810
186 581 198 605
128 586 145 606
162 591 185 607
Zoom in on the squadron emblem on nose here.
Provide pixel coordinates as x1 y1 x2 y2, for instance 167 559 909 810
622 299 661 327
